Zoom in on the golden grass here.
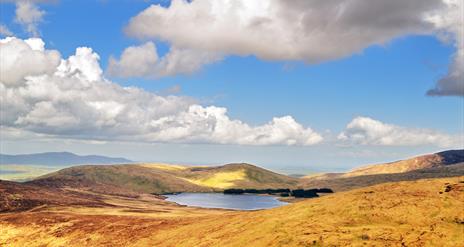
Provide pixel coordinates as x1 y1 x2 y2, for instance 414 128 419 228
343 154 443 177
141 176 464 247
183 169 247 188
138 163 188 171
1 176 463 246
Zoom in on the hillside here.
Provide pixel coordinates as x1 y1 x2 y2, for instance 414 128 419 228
299 162 464 192
343 149 464 177
1 176 462 246
302 150 464 182
29 163 299 195
0 152 132 166
0 180 110 212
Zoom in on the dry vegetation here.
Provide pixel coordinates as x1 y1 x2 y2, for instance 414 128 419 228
1 176 463 246
300 163 464 192
1 150 463 246
183 169 247 189
29 163 299 195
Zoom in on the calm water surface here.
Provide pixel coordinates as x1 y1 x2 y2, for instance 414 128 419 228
165 193 288 210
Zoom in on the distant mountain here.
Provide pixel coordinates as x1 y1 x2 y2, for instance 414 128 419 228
0 152 132 166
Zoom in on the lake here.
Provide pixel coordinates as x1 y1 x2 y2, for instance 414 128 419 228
165 193 288 210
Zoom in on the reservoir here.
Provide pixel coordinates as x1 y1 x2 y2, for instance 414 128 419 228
165 193 288 210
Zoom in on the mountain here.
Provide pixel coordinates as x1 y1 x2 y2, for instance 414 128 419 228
342 149 464 177
299 150 464 191
0 152 132 166
302 149 464 182
1 151 464 246
299 162 464 192
29 163 300 195
1 175 462 246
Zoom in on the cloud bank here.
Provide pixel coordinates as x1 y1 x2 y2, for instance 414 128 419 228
0 37 322 146
122 0 462 96
338 116 458 147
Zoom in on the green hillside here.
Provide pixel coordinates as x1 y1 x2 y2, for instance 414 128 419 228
29 163 299 195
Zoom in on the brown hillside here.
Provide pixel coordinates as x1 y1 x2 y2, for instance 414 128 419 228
343 149 464 177
1 176 463 246
299 163 464 192
28 163 299 195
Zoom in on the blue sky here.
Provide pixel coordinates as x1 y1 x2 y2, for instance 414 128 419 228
0 0 462 173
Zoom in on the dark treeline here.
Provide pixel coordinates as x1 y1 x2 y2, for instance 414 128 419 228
223 188 333 198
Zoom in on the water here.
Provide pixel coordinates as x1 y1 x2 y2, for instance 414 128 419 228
165 193 288 210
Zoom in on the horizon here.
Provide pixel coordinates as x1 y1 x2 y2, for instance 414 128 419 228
1 0 463 173
1 148 462 175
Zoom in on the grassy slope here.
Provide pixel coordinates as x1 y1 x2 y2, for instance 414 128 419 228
1 176 463 246
29 165 211 195
299 163 464 192
343 149 464 177
29 163 299 195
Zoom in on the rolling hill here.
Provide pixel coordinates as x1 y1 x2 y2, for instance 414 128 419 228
299 149 464 192
342 149 464 177
18 150 464 195
1 176 462 246
29 163 300 195
1 150 464 246
302 150 464 182
0 152 132 166
299 162 464 192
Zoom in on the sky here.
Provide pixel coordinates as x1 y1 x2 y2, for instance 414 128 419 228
0 0 463 174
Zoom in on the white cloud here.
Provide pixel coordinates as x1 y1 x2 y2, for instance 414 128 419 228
0 24 13 36
126 0 442 62
107 42 221 78
0 37 61 85
125 0 462 95
338 117 458 147
426 0 463 96
14 0 45 36
0 37 322 146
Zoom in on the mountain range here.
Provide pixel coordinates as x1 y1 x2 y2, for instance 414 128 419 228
0 152 132 166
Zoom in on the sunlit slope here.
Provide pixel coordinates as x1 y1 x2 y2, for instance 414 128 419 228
299 150 464 191
29 163 299 194
2 176 462 246
344 149 464 177
141 176 464 247
183 169 247 188
178 164 299 189
300 163 464 192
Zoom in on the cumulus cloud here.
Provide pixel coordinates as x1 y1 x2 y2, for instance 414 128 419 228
107 42 221 78
126 0 443 62
426 0 463 96
338 117 458 147
125 0 462 95
0 37 322 146
0 37 61 85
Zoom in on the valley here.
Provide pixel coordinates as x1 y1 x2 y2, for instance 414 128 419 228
1 150 463 246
